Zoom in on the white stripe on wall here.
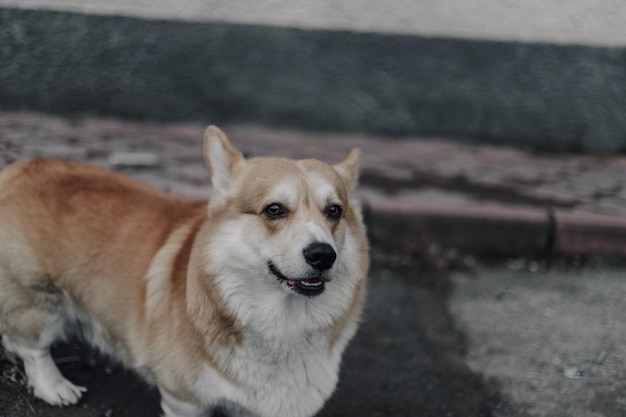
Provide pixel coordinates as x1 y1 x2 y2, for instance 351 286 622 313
1 0 626 47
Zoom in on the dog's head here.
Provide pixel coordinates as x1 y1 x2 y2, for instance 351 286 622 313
202 126 367 305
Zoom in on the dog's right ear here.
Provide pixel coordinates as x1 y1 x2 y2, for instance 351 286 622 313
334 148 361 195
204 126 246 206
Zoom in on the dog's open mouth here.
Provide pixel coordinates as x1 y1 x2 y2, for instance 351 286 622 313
268 262 327 297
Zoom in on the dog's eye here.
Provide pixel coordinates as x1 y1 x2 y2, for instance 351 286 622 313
326 204 343 220
264 203 287 219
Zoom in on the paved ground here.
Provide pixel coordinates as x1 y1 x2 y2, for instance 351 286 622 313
1 111 626 257
0 112 625 417
451 262 626 417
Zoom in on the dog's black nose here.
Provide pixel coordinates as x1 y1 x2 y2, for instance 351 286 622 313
303 243 337 271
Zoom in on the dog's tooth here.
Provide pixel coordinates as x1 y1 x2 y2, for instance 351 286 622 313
301 280 322 287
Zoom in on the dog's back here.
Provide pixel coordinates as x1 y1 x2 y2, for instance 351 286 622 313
0 158 206 274
0 158 206 287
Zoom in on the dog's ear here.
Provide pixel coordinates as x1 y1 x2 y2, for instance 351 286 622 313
334 148 361 193
204 126 246 206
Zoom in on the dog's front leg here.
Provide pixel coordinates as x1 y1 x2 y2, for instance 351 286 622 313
160 389 207 417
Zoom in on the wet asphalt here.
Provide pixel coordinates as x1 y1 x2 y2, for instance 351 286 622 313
318 262 504 417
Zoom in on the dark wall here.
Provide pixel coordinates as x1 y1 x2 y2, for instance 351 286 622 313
1 8 626 152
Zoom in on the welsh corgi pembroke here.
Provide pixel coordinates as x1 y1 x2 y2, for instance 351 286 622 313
0 126 369 417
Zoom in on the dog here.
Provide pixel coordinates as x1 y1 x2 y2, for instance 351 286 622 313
0 126 369 417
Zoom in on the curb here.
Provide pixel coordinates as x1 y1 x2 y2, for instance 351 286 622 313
554 210 626 257
365 191 626 258
364 193 549 256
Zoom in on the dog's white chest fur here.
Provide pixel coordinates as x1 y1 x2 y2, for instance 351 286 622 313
193 333 342 417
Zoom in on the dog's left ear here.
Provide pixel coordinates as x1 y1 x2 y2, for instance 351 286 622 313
334 148 361 193
204 126 246 206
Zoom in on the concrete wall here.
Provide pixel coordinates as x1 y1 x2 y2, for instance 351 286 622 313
1 1 626 152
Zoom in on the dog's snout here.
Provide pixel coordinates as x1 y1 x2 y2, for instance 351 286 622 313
303 243 337 271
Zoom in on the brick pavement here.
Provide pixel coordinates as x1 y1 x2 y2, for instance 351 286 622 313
1 111 625 256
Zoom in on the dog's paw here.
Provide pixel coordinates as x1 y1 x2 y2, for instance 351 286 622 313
32 378 87 406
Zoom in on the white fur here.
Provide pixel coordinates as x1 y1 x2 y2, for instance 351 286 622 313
145 222 197 319
2 323 87 406
269 180 300 209
161 389 207 417
194 331 342 417
194 214 363 417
